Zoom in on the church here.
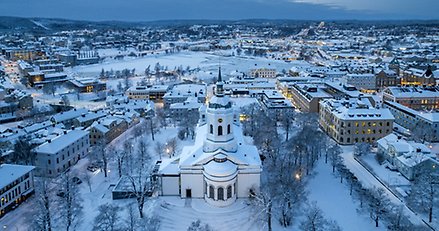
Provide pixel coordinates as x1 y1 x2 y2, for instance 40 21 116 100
158 68 262 207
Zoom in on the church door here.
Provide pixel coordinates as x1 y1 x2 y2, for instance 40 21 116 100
186 189 192 198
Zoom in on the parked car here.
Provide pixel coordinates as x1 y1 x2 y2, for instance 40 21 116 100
72 176 82 185
56 190 66 198
87 163 99 172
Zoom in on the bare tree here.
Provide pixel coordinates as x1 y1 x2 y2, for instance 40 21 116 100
113 148 127 178
82 172 92 192
187 219 213 231
61 95 70 106
128 140 154 218
367 187 390 227
328 144 343 173
165 138 178 157
125 203 137 231
353 142 371 157
93 138 109 177
408 169 439 223
57 172 83 231
278 108 295 142
43 82 57 96
154 141 164 160
249 186 274 231
93 204 121 231
299 202 341 231
32 178 53 231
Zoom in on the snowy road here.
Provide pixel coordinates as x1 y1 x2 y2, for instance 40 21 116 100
341 146 432 229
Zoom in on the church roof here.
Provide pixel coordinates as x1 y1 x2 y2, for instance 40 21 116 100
204 160 237 177
178 123 261 168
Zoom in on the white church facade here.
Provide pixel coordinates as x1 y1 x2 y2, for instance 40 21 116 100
158 68 262 207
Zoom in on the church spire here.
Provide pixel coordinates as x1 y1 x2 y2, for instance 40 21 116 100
216 66 224 96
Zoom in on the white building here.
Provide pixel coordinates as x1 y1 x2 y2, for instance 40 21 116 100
250 68 276 78
0 164 35 218
159 68 262 207
163 84 206 108
33 129 90 177
342 74 376 91
377 134 438 180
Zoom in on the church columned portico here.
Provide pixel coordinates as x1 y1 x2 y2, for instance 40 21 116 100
203 155 238 206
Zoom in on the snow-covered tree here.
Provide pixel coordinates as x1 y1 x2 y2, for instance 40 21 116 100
187 219 214 231
353 142 371 156
32 178 53 231
128 140 155 218
11 137 34 165
408 168 439 223
93 204 121 231
278 108 295 142
57 172 83 231
367 187 390 227
299 202 341 231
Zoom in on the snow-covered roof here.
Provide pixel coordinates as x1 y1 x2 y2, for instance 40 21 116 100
0 164 35 190
204 160 238 178
33 129 89 154
51 108 89 123
321 98 394 121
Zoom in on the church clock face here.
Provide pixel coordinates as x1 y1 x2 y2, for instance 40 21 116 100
218 118 223 123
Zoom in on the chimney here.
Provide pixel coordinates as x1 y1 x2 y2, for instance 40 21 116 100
48 140 51 143
64 130 67 134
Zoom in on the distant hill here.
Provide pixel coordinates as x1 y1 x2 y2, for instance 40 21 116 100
0 16 438 34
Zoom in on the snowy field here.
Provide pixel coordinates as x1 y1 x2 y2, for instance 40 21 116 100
71 51 293 80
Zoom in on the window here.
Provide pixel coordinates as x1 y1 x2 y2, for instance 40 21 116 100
218 126 223 136
227 124 231 134
209 186 214 199
218 187 224 200
210 124 213 134
227 185 232 199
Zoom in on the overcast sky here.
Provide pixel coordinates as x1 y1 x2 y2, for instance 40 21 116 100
0 0 437 21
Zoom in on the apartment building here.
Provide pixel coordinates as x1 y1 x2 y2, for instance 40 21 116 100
0 164 35 218
319 98 394 145
33 129 90 177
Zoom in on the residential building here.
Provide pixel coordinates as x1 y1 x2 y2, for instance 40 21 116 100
33 129 90 177
377 134 438 180
401 67 435 86
342 73 376 91
383 86 439 110
163 84 206 108
89 117 128 145
249 68 276 78
375 70 400 89
319 98 394 145
126 85 169 101
0 164 35 218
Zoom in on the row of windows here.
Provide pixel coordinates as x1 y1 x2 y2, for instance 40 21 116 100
209 124 231 136
0 180 29 208
207 185 233 201
341 129 390 135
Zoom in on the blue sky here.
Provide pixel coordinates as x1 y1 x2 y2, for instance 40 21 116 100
0 0 437 21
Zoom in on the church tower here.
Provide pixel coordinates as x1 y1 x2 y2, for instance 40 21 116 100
203 67 238 153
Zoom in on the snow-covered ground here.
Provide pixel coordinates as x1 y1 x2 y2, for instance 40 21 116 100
71 51 292 80
341 146 431 229
308 159 386 231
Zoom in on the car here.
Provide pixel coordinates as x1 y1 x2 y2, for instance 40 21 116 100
87 164 99 172
72 176 82 185
56 190 66 197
